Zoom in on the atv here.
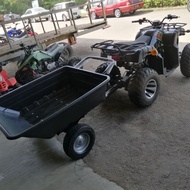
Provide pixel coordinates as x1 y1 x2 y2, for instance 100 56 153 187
91 14 190 107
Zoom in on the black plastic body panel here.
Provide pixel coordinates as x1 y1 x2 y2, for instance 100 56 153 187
0 66 109 139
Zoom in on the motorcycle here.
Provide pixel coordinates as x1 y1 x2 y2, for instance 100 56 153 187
15 42 77 84
91 14 190 107
0 63 19 95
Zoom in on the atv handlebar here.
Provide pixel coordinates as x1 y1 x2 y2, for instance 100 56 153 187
132 14 179 26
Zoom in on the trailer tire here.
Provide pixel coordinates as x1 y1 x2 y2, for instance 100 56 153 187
63 124 95 160
128 68 160 107
180 43 190 77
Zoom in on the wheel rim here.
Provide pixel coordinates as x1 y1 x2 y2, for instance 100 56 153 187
145 79 157 99
91 12 96 20
115 9 121 17
73 133 90 154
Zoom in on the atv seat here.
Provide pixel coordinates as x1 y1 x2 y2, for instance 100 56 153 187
40 43 60 57
114 35 151 47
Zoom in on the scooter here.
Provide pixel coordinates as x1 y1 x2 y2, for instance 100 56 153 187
15 42 75 84
0 63 18 95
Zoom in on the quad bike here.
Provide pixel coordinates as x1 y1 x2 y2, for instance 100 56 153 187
91 14 190 107
0 63 19 95
15 42 80 84
0 25 37 46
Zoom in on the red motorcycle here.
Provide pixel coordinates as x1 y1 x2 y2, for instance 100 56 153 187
0 64 19 94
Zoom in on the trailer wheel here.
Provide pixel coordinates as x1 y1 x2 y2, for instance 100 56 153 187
128 68 160 107
180 43 190 77
63 124 95 160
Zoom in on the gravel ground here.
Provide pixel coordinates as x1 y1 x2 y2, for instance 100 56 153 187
4 7 190 189
71 39 190 190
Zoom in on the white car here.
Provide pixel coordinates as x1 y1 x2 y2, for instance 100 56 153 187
21 7 49 23
51 1 81 22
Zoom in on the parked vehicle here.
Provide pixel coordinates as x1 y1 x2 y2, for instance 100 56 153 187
21 7 49 23
4 13 21 21
50 1 81 22
0 63 18 95
6 23 22 37
91 14 190 107
15 42 75 84
0 25 37 45
187 0 190 12
90 0 144 19
0 57 113 160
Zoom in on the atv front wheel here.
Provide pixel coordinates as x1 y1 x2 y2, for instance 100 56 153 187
128 68 160 107
63 124 95 160
180 43 190 77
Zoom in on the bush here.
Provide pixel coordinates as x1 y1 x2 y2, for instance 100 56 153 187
143 0 187 8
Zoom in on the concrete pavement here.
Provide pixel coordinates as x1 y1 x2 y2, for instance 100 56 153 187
0 132 123 190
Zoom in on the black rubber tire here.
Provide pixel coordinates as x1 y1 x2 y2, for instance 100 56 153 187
128 68 160 107
188 0 190 12
63 124 95 160
180 43 190 77
95 63 121 85
91 12 97 20
62 14 67 22
15 67 35 84
129 10 136 15
58 42 74 63
114 9 122 18
31 18 36 23
68 56 81 67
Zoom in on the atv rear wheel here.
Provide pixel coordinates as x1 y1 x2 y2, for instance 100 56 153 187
128 68 160 107
180 43 190 77
58 42 74 64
